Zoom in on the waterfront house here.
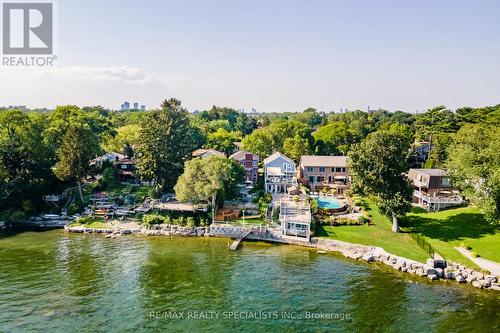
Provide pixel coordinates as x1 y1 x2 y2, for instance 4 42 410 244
90 152 126 168
299 155 350 194
115 157 136 182
192 148 226 159
408 168 463 211
279 194 311 241
229 150 259 184
264 152 297 194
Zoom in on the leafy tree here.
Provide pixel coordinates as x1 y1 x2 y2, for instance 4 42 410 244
135 98 195 193
241 128 273 159
291 108 323 128
446 124 500 222
268 120 312 150
174 155 245 223
102 124 141 153
313 122 359 155
283 135 312 163
348 131 413 232
205 128 241 155
53 124 101 201
45 105 114 152
0 110 54 213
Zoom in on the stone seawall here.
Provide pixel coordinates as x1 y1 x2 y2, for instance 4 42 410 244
65 224 499 291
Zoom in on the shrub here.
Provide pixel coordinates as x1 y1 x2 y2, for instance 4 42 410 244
353 199 362 206
75 216 94 224
470 252 479 258
101 167 117 187
293 195 300 202
186 217 196 228
357 216 369 224
142 214 166 227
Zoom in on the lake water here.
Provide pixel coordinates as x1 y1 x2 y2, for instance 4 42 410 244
0 230 499 332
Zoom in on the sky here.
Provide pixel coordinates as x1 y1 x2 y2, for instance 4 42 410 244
1 0 500 112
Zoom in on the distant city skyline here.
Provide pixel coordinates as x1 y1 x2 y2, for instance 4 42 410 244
1 0 499 112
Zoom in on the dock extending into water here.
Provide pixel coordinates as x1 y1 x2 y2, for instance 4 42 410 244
229 230 252 251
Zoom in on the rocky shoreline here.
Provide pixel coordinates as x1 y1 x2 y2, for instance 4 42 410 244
64 224 499 291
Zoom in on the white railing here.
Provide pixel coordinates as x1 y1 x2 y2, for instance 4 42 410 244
413 190 463 204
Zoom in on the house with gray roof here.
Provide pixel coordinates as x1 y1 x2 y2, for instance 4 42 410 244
264 152 297 194
408 168 463 211
299 155 350 194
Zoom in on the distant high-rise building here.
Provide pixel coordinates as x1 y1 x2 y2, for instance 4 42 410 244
121 101 130 111
140 105 146 111
251 107 257 113
133 102 139 109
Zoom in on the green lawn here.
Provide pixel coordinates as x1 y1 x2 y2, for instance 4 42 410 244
317 199 430 263
404 206 500 267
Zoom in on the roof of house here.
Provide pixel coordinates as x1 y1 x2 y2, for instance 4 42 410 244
91 152 125 164
300 155 348 167
409 168 446 177
229 150 259 161
192 149 225 157
263 152 295 165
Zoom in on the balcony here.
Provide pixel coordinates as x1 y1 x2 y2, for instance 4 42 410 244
413 190 463 204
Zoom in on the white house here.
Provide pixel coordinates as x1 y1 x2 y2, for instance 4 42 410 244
264 152 297 193
90 152 126 168
279 194 311 241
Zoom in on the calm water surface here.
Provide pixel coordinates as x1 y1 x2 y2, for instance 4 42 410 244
0 230 498 332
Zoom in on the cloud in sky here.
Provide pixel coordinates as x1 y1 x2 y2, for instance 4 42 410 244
0 65 168 109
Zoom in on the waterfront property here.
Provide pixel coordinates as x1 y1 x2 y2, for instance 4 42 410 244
115 157 137 183
229 150 259 184
408 168 463 211
90 152 126 168
299 155 350 194
192 148 226 159
264 152 297 194
279 194 311 240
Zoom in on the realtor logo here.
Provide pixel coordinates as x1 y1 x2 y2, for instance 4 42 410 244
2 2 53 54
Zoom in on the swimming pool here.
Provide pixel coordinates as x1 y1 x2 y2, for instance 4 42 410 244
316 196 343 209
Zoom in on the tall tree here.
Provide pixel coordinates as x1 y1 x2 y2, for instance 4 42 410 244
0 110 53 213
446 124 500 222
283 135 312 163
53 124 100 201
205 128 241 155
136 98 195 193
348 131 413 232
313 122 359 155
174 156 244 223
241 128 273 159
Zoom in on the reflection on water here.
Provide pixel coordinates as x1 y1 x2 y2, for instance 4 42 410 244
0 230 498 332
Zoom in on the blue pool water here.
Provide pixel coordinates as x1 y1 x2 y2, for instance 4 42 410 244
316 196 343 209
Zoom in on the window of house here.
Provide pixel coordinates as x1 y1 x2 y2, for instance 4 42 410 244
283 163 293 171
441 177 451 186
121 164 128 170
319 167 325 172
335 167 342 172
309 176 314 183
307 167 314 172
317 176 324 182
